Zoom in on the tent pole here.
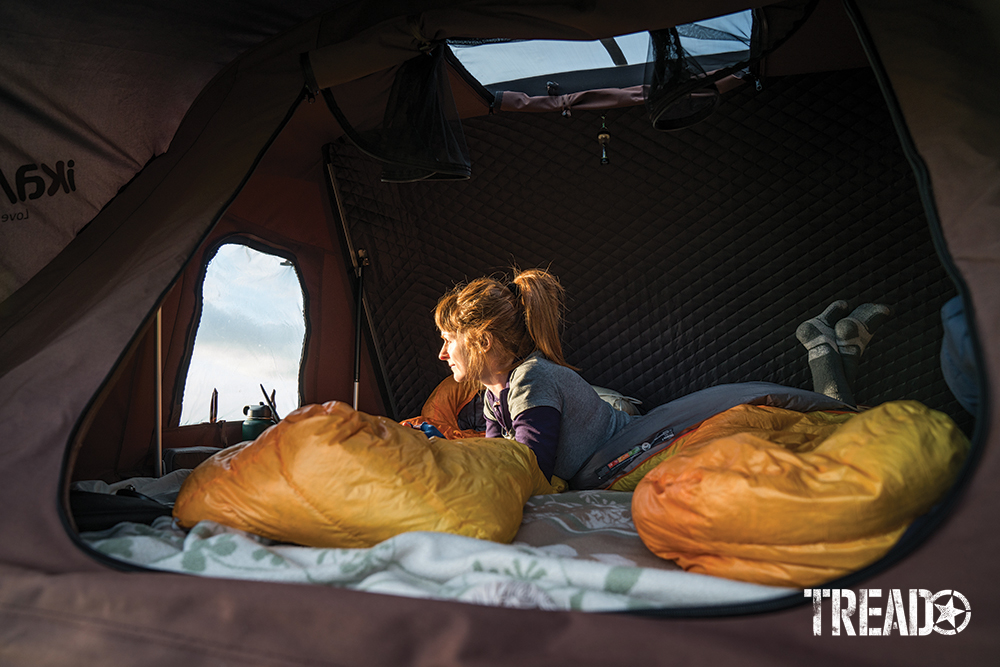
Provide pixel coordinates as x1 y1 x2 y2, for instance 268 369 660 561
323 150 399 419
154 307 163 477
353 249 369 410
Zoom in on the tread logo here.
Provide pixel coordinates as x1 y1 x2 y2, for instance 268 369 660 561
0 160 77 220
805 588 971 636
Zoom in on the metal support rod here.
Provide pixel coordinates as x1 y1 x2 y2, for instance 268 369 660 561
353 249 369 410
325 152 399 420
154 307 163 477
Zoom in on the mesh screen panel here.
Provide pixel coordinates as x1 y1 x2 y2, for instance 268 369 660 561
328 68 971 433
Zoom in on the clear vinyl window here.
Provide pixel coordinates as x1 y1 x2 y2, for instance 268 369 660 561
447 10 752 95
179 242 306 425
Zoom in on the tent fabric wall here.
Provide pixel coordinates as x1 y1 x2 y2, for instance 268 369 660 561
0 14 325 574
0 0 996 664
0 0 341 303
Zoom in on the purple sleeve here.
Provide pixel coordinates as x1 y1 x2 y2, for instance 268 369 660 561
485 415 502 439
511 406 561 481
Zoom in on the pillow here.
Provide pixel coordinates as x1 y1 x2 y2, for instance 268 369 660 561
591 385 643 416
174 401 556 548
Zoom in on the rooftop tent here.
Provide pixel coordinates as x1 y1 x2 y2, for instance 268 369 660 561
0 0 997 665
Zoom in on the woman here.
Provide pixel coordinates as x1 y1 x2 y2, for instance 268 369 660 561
435 267 890 486
435 268 633 483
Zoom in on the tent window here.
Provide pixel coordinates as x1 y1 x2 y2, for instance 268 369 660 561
179 243 306 426
447 10 752 97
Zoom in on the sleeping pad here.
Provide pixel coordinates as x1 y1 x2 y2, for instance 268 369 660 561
631 401 969 587
173 401 557 548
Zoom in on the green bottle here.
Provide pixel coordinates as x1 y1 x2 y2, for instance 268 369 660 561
242 402 275 441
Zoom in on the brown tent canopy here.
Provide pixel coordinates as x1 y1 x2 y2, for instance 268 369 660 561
0 0 995 663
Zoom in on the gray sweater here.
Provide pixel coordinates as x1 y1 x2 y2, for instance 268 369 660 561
484 352 634 481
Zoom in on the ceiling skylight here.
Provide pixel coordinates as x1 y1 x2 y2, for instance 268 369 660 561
448 10 753 97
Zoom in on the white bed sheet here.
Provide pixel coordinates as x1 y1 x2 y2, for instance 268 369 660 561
76 471 792 612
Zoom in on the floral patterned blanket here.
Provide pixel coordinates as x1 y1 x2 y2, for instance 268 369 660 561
76 472 789 612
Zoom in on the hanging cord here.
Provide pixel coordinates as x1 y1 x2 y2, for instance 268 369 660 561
598 114 611 165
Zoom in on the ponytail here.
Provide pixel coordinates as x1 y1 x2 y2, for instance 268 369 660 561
511 268 575 369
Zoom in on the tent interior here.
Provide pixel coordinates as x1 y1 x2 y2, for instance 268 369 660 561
53 0 981 613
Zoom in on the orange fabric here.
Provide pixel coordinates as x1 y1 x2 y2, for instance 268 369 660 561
174 401 554 548
632 401 968 587
400 375 485 439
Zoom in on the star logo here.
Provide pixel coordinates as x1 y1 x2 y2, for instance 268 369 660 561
931 589 971 635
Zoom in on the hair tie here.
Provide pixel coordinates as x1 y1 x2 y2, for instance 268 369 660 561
507 281 521 300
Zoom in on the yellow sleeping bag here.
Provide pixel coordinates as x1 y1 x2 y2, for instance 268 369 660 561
632 401 968 587
173 401 556 548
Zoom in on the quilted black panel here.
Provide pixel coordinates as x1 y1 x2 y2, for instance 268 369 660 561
328 68 972 433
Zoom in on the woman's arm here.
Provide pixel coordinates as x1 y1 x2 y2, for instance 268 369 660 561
510 406 560 481
485 415 502 439
485 378 562 481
